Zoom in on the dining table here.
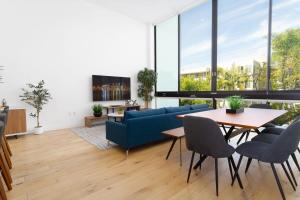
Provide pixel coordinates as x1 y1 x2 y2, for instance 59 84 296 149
176 108 287 169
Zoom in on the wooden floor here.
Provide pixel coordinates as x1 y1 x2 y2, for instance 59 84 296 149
5 129 300 200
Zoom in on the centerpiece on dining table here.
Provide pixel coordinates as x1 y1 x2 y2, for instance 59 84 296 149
226 96 245 114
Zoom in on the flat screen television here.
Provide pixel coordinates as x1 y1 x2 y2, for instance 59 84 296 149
92 75 131 101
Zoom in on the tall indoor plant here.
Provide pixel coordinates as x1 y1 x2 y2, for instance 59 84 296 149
137 68 157 109
20 80 52 134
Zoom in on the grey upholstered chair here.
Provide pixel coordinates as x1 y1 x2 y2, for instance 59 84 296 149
253 115 300 171
236 103 276 145
233 121 300 200
183 116 243 196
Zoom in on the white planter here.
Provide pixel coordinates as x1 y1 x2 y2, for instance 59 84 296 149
34 126 44 134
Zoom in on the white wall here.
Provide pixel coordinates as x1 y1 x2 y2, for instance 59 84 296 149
0 0 150 131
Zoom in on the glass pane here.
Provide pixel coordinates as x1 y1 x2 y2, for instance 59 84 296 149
271 0 300 90
154 98 179 108
156 16 178 91
217 0 269 91
180 1 212 91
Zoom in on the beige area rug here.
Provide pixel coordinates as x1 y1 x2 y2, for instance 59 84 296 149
71 125 116 150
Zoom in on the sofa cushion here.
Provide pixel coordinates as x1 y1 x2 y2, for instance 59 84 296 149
165 105 191 113
124 108 166 122
190 104 209 110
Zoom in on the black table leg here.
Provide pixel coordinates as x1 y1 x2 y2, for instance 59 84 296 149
193 154 208 169
225 126 235 142
254 128 261 134
166 138 177 160
221 124 227 134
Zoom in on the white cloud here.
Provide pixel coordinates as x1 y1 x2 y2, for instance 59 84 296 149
273 0 299 10
181 40 211 58
181 35 227 58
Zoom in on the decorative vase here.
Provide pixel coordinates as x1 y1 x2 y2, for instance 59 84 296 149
34 126 44 134
226 108 244 114
93 112 102 117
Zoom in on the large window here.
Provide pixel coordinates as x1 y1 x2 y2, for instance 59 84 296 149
271 0 300 90
217 0 269 91
180 0 212 91
156 16 178 92
155 0 300 100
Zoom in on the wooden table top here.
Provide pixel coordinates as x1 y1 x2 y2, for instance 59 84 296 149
177 108 287 129
162 127 184 138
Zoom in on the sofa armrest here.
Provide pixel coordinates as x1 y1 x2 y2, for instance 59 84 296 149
105 121 128 149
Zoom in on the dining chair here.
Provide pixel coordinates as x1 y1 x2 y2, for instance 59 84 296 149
253 115 300 171
236 103 276 145
233 121 300 200
183 116 243 196
0 114 12 169
0 122 12 191
0 108 12 157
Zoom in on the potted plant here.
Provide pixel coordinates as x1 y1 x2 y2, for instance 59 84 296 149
20 80 52 134
92 104 103 117
116 107 123 114
137 68 157 109
226 96 244 114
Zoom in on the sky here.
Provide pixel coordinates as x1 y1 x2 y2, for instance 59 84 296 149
180 0 300 74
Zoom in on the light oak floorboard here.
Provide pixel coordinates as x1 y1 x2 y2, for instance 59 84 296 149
4 129 300 200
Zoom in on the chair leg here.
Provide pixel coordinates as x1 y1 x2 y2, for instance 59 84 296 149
3 136 12 156
230 156 244 189
286 160 297 186
271 163 286 200
245 158 252 173
237 132 246 145
281 163 296 191
291 153 300 172
298 147 300 154
232 155 243 186
199 154 202 170
227 158 233 181
215 158 218 196
1 138 12 169
0 177 7 200
0 151 12 190
245 131 250 142
187 151 195 183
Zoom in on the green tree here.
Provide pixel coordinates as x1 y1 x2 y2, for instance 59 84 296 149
272 28 300 90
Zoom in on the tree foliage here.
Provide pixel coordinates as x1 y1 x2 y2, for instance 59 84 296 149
137 68 157 108
179 28 300 124
20 80 52 127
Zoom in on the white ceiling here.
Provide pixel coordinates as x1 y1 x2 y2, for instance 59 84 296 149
87 0 207 24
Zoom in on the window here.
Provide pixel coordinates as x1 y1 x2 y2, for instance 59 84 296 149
156 16 178 91
180 0 212 91
217 0 269 91
271 0 300 90
154 0 300 100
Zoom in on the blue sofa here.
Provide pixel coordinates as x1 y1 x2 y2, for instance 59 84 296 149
106 104 210 151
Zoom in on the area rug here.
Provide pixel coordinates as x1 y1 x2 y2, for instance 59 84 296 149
71 125 116 150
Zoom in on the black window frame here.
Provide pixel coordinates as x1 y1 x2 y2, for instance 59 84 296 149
154 0 300 100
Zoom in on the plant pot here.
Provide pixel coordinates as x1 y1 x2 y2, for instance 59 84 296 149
34 126 44 134
226 108 244 114
93 112 102 117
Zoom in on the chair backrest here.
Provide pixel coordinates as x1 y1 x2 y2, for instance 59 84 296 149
249 103 272 109
183 116 232 157
0 121 4 135
0 113 7 125
263 120 300 163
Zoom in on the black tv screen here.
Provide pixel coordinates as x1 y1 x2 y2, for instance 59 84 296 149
92 75 131 101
